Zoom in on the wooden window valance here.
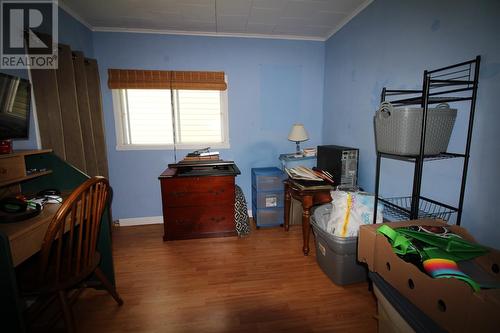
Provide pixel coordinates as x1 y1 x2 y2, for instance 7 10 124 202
107 69 227 90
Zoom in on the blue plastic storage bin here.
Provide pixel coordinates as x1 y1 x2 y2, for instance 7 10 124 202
252 187 285 209
251 167 286 192
252 206 284 227
251 167 285 227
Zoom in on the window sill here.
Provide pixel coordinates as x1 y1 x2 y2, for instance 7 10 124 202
115 142 230 151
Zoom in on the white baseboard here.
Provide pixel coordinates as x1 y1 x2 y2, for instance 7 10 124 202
118 216 163 226
119 211 253 226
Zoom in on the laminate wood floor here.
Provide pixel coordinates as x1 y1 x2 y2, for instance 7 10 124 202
73 223 377 332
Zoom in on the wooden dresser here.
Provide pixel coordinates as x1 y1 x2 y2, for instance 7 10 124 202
159 161 240 240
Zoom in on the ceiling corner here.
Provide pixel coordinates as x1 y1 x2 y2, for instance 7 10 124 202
324 0 374 41
58 1 95 31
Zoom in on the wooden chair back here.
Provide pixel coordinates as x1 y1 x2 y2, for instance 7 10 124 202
37 177 110 289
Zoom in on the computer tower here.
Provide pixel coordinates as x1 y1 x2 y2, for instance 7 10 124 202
317 145 359 187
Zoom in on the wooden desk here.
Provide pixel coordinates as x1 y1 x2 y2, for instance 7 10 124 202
284 179 332 255
0 151 116 333
0 203 61 267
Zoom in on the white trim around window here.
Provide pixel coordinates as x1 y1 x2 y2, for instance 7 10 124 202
111 83 230 151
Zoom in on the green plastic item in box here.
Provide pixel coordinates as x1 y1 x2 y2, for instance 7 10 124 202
377 224 488 262
377 224 491 291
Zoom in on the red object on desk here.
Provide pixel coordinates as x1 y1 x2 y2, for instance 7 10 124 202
0 140 13 154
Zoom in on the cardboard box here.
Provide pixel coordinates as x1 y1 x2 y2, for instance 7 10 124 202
373 284 416 333
358 219 500 333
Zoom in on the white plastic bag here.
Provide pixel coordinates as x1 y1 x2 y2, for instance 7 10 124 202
326 190 383 237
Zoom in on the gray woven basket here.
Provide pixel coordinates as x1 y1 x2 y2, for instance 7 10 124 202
374 102 457 156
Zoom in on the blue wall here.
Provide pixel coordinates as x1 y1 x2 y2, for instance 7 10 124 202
4 2 498 247
92 33 325 219
1 7 94 150
323 0 500 247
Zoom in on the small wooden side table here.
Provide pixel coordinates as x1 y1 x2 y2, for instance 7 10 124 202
283 179 333 255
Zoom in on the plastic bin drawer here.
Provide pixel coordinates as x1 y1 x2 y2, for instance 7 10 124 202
252 187 284 208
251 167 286 191
253 207 284 227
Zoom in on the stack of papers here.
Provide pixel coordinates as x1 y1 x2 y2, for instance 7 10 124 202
285 166 323 181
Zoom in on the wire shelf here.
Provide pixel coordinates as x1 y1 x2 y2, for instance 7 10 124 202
379 152 466 162
380 196 458 222
375 56 480 226
383 59 478 107
390 95 473 106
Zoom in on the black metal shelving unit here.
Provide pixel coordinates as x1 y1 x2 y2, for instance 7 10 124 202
373 56 481 225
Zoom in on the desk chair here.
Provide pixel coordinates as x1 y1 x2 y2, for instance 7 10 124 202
22 177 123 332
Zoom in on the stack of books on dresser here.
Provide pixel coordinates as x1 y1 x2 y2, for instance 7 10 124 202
180 148 221 163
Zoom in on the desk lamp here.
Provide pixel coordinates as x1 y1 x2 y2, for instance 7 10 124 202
288 124 309 154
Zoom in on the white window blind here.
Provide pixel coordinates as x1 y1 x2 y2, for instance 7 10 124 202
176 90 222 143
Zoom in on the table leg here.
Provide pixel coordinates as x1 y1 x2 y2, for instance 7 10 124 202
302 196 313 256
284 183 291 231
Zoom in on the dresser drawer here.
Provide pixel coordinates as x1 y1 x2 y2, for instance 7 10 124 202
161 176 234 192
161 176 235 207
0 155 25 183
163 184 234 207
165 206 235 240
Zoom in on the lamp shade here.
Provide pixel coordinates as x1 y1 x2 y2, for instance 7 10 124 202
288 124 309 142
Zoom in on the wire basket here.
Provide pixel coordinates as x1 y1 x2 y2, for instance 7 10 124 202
380 196 457 222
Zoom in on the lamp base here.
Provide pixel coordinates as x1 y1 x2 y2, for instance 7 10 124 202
295 142 302 155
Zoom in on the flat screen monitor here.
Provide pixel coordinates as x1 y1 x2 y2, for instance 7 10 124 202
0 73 31 140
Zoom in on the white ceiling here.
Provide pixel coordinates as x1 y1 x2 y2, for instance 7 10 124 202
60 0 373 41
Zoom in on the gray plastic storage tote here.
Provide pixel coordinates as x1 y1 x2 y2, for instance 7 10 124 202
375 102 457 156
311 205 367 285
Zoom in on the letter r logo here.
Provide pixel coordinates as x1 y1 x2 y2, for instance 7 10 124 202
1 1 54 54
1 1 58 69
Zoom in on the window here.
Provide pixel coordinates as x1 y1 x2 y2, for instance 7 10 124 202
108 69 229 150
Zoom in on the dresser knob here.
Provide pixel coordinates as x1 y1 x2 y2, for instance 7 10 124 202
212 217 225 223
